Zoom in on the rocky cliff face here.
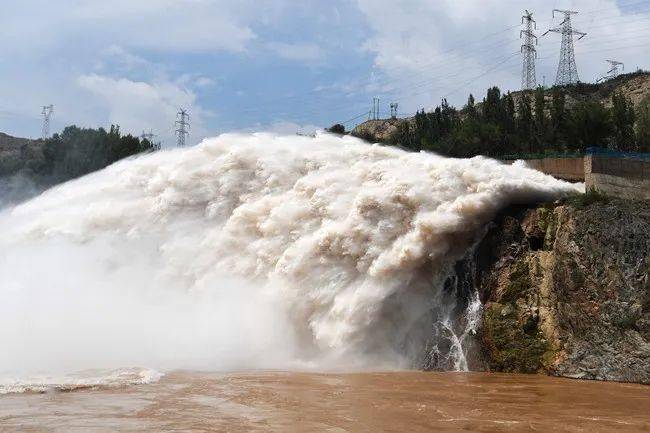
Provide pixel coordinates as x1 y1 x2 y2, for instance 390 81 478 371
510 72 650 114
351 118 404 142
470 197 649 383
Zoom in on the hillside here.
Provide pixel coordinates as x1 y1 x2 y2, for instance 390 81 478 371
0 132 44 177
351 71 650 145
510 71 650 112
0 127 157 207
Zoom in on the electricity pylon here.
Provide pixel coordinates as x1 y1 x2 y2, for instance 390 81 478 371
141 130 161 150
543 9 586 86
371 97 380 120
41 105 53 140
390 102 398 119
175 109 190 147
598 60 624 82
520 10 538 90
141 130 155 141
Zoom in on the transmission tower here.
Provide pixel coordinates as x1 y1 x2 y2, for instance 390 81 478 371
141 130 161 150
598 60 624 82
543 9 586 86
520 10 538 90
41 105 53 140
140 130 155 142
175 109 190 147
390 102 398 119
370 97 380 120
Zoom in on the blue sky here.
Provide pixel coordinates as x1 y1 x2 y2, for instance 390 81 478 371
1 0 648 146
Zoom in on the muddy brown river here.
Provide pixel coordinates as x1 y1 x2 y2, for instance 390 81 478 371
1 371 648 432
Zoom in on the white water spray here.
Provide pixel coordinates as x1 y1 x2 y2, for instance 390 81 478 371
0 132 581 392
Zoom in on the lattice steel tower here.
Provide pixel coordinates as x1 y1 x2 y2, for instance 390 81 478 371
601 60 624 81
41 105 53 140
520 10 538 90
370 97 380 120
175 109 190 147
390 102 398 119
543 9 586 86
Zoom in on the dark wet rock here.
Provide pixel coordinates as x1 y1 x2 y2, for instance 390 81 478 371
472 198 650 383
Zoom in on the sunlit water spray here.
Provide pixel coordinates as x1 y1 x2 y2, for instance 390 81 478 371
0 132 581 393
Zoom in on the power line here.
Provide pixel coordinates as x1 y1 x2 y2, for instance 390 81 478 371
339 111 373 125
597 59 625 82
536 32 650 58
231 7 648 125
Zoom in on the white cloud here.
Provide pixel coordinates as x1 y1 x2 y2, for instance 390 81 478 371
105 46 148 67
0 0 258 55
195 77 215 88
237 120 322 135
77 74 210 146
267 42 325 61
177 73 218 90
355 0 650 111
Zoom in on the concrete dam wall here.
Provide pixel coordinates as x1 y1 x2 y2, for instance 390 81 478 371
507 150 650 201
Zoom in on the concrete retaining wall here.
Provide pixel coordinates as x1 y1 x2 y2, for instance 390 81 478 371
585 154 650 200
520 157 585 182
505 152 649 200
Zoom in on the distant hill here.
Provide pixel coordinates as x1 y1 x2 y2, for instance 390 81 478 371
352 71 650 144
0 132 44 177
510 71 650 113
0 126 157 207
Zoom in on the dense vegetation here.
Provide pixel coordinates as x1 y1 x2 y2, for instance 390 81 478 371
348 80 650 158
0 125 158 184
0 125 159 206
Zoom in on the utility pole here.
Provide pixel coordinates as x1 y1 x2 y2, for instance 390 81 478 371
175 109 190 147
41 105 53 140
520 10 538 90
543 9 586 86
598 60 624 82
390 102 398 119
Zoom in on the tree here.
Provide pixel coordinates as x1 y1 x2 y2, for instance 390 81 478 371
465 94 478 120
517 93 534 153
327 124 345 135
611 92 636 151
635 96 650 152
482 87 503 125
533 86 547 149
550 87 567 146
40 125 157 183
565 101 612 151
503 93 516 134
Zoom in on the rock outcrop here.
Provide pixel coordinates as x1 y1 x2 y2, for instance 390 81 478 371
472 197 649 383
351 118 405 142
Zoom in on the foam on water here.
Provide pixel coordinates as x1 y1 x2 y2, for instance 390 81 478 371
0 368 162 395
0 132 582 392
